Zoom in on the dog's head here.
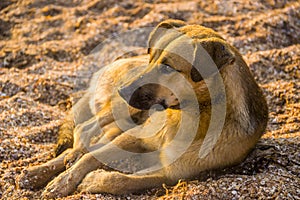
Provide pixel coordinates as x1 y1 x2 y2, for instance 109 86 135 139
119 20 235 110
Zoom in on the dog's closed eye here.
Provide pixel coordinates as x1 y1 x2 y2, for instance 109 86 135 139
159 64 182 74
159 64 174 74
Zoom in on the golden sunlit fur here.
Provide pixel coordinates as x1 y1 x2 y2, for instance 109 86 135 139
17 20 268 198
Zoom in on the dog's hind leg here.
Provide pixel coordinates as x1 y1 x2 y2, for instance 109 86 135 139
55 92 94 156
63 115 103 168
17 148 71 190
55 113 75 156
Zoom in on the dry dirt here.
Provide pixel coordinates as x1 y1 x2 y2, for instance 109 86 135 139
0 0 299 199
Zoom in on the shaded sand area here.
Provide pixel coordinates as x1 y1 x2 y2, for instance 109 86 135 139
0 0 299 199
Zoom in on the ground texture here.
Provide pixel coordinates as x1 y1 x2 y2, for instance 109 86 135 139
0 0 299 199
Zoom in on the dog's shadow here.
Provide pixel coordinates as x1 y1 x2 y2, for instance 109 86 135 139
196 138 299 180
132 137 299 197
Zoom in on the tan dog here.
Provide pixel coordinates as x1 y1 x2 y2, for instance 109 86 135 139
17 20 268 198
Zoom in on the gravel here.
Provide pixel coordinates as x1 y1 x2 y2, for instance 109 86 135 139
0 0 299 199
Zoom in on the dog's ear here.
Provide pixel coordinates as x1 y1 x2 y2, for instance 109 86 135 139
148 20 186 55
191 38 235 82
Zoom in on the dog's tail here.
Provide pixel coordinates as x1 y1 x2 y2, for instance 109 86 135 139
55 113 74 156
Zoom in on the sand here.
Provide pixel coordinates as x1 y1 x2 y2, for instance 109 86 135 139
0 0 299 199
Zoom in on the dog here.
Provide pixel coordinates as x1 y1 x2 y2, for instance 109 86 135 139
17 19 268 198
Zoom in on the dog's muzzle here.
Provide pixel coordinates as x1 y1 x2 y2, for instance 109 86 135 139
119 83 166 110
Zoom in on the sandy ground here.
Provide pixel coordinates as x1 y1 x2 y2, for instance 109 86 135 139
0 0 299 199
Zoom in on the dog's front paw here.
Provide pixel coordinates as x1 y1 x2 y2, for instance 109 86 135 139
42 170 77 199
17 166 51 189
